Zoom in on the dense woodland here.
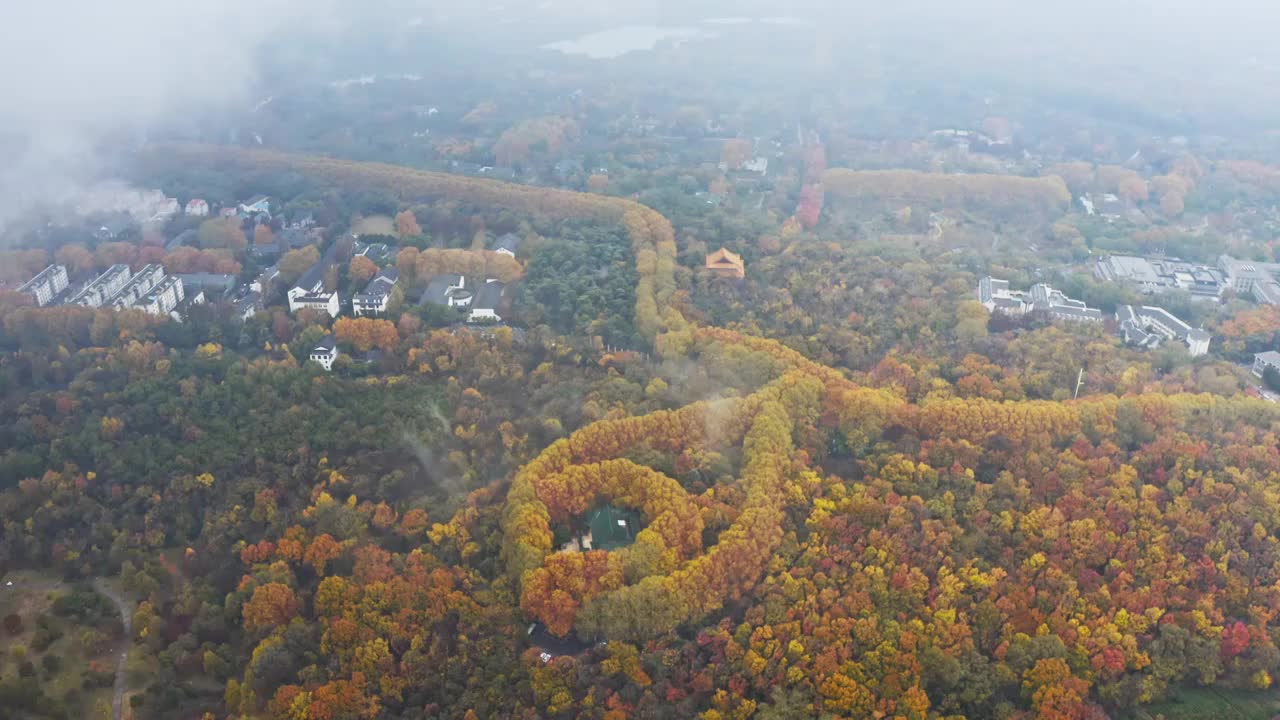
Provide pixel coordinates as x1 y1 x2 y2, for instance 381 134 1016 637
7 94 1280 720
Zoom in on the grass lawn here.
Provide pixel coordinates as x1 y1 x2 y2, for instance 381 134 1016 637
352 214 396 237
0 570 121 718
1130 687 1280 720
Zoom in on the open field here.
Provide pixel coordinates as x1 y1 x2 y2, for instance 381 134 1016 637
1128 687 1280 720
352 214 396 236
0 570 124 719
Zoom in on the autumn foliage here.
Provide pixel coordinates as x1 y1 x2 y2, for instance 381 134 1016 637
333 317 400 352
824 167 1072 213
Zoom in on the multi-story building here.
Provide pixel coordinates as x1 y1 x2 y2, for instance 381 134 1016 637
1218 255 1280 305
1095 255 1226 299
134 276 185 317
352 268 399 317
18 264 69 306
1253 351 1280 379
468 280 507 323
287 244 340 317
978 277 1102 322
231 290 261 321
109 264 165 308
70 265 132 308
309 335 339 371
1117 305 1212 357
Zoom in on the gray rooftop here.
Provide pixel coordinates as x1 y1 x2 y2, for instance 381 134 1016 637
1256 351 1280 366
295 241 341 292
420 275 465 306
494 233 523 253
473 281 507 310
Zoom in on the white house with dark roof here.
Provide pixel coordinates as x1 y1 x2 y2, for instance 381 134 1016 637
419 274 472 308
1117 305 1211 357
492 233 523 258
352 268 399 317
239 195 271 216
231 290 262 321
309 335 339 371
287 244 340 316
468 280 507 323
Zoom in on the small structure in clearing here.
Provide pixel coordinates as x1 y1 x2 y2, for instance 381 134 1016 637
558 504 642 552
586 505 641 551
705 247 745 279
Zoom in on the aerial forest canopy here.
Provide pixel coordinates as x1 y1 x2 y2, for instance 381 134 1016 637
823 168 1074 215
4 143 1280 720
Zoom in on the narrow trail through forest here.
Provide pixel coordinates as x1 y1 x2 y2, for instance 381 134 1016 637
92 579 133 720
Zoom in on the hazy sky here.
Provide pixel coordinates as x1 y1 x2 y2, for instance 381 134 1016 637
0 0 1277 229
0 0 334 229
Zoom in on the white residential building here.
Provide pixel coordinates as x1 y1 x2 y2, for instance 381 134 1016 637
352 268 399 317
185 199 210 217
310 335 339 371
18 264 69 306
1218 255 1280 305
468 280 506 323
231 291 261 321
1254 351 1280 378
133 276 185 316
239 195 271 216
288 288 340 317
742 157 769 174
287 247 340 317
419 274 472 308
491 233 522 259
71 265 132 308
110 264 166 309
978 277 1102 322
1117 305 1211 357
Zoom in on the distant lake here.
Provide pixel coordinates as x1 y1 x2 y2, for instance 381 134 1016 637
542 26 711 59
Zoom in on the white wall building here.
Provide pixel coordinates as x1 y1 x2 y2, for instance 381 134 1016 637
71 265 132 308
1253 351 1280 378
18 264 69 306
978 277 1102 322
1117 305 1211 357
309 335 339 371
110 264 166 308
468 280 506 323
352 269 399 317
133 276 185 316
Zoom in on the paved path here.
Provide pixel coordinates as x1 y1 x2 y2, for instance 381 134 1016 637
92 580 132 720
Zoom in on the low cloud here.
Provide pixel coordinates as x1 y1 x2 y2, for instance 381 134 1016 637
0 0 334 231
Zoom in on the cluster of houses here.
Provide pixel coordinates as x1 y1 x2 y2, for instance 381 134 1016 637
282 237 511 326
14 190 534 372
979 276 1212 357
1095 253 1280 307
19 263 190 318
